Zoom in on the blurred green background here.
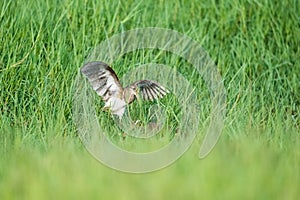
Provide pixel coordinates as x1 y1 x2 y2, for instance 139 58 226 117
0 0 299 199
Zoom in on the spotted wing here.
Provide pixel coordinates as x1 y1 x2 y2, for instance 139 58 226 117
131 80 169 101
80 61 126 117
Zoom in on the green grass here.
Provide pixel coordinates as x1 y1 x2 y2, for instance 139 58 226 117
1 0 300 199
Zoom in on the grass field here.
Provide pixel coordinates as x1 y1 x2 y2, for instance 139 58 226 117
1 0 300 199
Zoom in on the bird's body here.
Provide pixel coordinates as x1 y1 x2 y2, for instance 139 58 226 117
81 61 169 118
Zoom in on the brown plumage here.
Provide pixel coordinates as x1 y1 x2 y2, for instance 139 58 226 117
81 61 169 118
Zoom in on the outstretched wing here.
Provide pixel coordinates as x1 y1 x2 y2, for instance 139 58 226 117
130 80 169 101
80 61 126 117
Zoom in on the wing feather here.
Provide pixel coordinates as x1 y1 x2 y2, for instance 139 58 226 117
143 88 151 101
80 61 126 117
129 80 169 101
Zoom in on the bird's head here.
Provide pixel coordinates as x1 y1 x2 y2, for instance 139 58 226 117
123 86 138 104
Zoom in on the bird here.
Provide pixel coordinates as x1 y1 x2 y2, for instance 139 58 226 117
80 61 169 118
